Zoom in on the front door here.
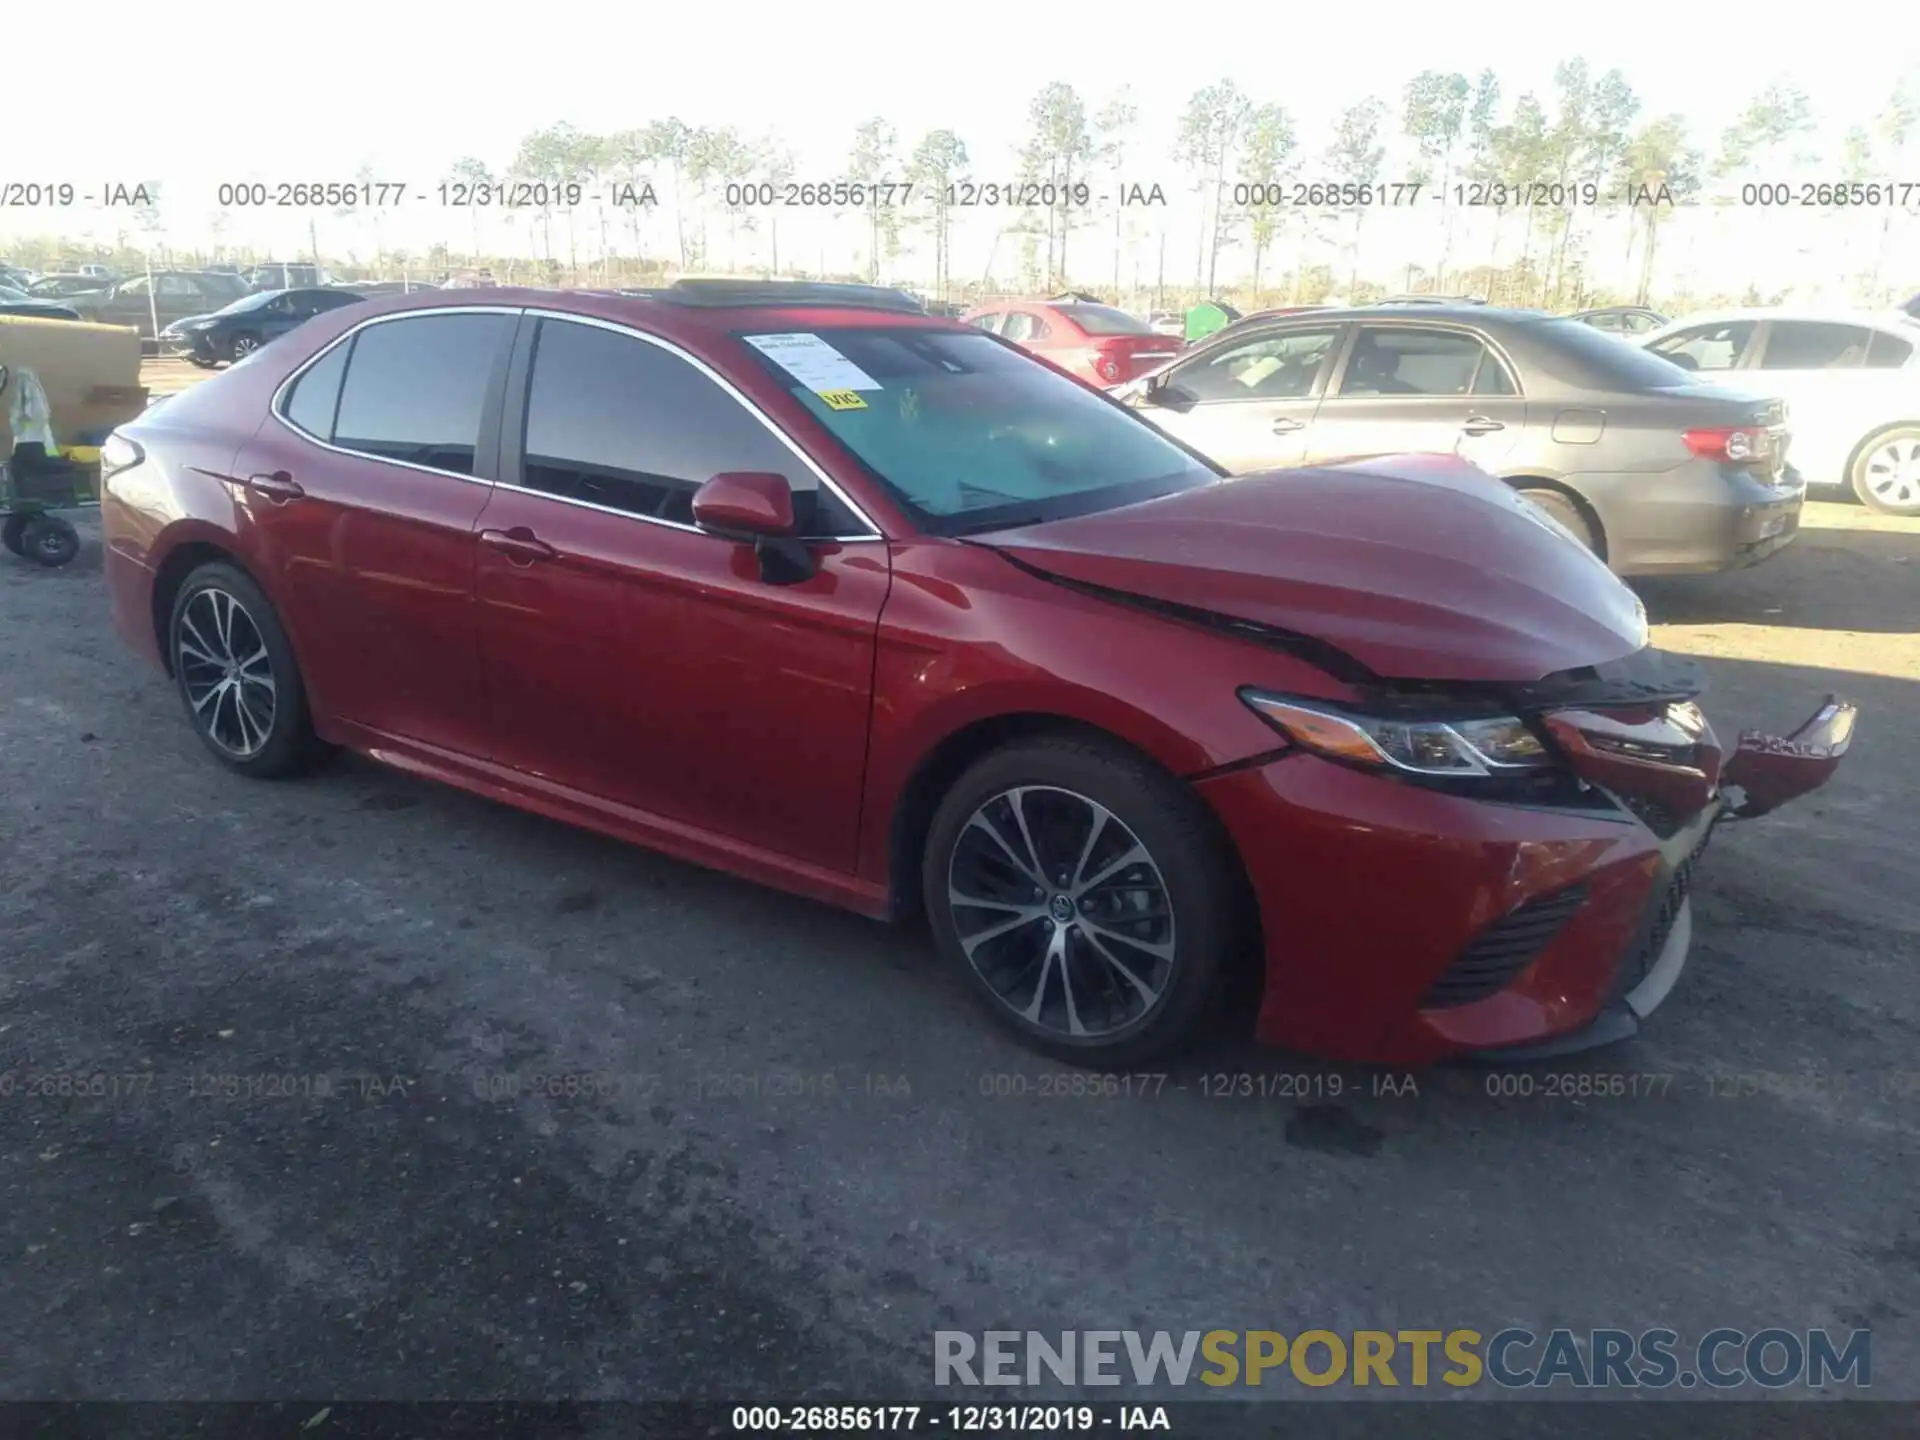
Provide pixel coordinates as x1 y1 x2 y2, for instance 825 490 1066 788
234 308 517 758
1133 323 1345 472
471 314 890 873
1304 323 1526 471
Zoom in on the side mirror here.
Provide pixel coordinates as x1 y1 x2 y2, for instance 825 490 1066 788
692 471 797 537
691 471 815 586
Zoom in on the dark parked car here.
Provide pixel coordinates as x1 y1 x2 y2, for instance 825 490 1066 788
27 273 115 300
66 271 253 340
1572 305 1667 336
0 284 82 321
160 286 367 366
98 281 1853 1067
1117 304 1804 576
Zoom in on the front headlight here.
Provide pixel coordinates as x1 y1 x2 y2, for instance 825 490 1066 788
1241 691 1552 777
100 432 144 482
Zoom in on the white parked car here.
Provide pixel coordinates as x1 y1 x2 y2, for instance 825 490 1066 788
1642 309 1920 515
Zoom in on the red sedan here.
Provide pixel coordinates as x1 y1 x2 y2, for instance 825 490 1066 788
963 299 1181 388
99 280 1856 1067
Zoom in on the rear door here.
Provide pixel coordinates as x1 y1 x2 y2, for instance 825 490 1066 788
1131 322 1345 471
233 307 517 757
470 313 890 871
1748 319 1906 486
1303 323 1527 468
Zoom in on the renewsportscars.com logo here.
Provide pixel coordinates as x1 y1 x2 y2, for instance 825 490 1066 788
934 1328 1872 1390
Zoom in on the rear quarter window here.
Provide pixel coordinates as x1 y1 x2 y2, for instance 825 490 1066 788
1537 319 1701 388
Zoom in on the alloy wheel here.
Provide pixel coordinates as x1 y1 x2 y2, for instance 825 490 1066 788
1862 436 1920 509
231 335 259 359
945 785 1176 1039
176 588 277 757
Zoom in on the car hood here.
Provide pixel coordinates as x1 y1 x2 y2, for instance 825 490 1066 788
974 455 1650 683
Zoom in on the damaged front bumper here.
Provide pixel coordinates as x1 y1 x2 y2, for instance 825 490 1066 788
1470 694 1858 1062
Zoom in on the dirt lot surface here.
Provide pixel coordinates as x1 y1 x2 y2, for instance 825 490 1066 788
0 364 1915 1429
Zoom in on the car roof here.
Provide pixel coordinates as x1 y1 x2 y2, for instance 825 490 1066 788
1646 307 1916 336
1231 303 1548 328
332 284 962 345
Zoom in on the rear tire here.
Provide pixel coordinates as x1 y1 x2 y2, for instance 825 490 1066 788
922 735 1242 1068
1 513 26 556
1518 485 1601 554
1850 425 1920 516
167 561 324 778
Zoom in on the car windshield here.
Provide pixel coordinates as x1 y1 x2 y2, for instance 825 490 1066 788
215 290 279 316
1064 304 1153 336
1534 317 1702 387
738 326 1218 535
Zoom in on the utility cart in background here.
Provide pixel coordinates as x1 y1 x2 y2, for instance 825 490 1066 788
0 317 148 568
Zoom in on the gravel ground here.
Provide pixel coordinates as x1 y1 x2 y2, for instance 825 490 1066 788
1 411 1916 1429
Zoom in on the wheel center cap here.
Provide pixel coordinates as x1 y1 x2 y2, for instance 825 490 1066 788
1048 894 1075 923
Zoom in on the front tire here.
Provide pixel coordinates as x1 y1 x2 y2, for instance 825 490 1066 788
167 561 322 778
1850 425 1920 515
228 331 261 363
922 736 1242 1067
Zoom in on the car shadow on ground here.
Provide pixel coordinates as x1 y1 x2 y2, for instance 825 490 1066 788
1633 506 1917 635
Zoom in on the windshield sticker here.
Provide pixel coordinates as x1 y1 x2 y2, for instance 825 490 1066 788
743 332 882 394
818 389 868 411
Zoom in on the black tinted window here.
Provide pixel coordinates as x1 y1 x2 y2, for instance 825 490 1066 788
521 320 859 536
1760 322 1870 370
1535 318 1697 387
282 341 350 439
333 313 511 473
1866 329 1914 368
1066 305 1153 336
1339 327 1487 396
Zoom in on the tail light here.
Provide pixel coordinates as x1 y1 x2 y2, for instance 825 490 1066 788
1092 347 1123 384
1683 426 1771 462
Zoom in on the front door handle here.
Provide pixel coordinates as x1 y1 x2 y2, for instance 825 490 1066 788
479 527 557 565
1461 416 1505 436
244 471 304 503
1271 417 1306 434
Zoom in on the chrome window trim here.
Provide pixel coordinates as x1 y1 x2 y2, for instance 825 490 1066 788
1321 319 1526 401
268 303 885 544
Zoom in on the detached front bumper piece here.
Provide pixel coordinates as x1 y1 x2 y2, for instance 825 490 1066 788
1470 694 1858 1063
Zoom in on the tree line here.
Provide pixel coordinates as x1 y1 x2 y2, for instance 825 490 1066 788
12 64 1919 311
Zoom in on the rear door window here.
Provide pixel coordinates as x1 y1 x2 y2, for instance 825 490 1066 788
1758 322 1871 370
1337 327 1490 397
1866 328 1914 369
331 312 514 474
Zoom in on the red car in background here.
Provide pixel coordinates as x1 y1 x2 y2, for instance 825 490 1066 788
99 280 1855 1068
964 298 1181 388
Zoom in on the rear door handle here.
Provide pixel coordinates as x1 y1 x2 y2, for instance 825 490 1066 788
244 471 304 503
479 527 557 565
1271 418 1306 434
1461 416 1505 436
